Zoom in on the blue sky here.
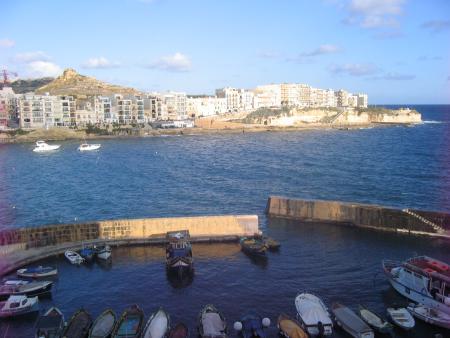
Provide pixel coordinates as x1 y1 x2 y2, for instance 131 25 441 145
1 0 449 103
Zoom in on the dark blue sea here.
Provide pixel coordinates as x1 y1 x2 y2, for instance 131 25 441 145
0 105 449 337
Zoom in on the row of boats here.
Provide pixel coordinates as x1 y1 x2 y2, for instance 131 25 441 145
64 244 112 265
33 140 101 152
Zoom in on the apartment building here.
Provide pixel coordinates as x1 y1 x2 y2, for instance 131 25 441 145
18 94 59 128
254 84 282 108
164 92 187 120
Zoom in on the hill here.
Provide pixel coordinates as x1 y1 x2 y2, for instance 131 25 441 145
10 77 54 94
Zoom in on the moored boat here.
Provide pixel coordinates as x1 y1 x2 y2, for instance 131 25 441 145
240 237 267 256
33 140 61 152
198 304 227 338
386 307 415 330
277 313 308 338
112 304 144 338
295 293 333 336
233 312 270 338
65 250 84 265
35 306 65 338
0 280 52 300
63 308 93 338
142 307 170 338
17 266 58 278
331 302 374 338
407 303 450 329
94 244 112 260
255 234 280 251
89 308 116 338
0 295 39 318
78 143 101 151
166 230 194 276
168 323 189 338
358 305 393 334
79 245 96 263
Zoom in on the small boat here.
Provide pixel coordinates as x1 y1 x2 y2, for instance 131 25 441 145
254 234 280 251
295 293 333 336
63 308 93 338
0 295 39 318
33 140 61 152
169 323 189 338
240 237 267 256
331 302 374 338
89 309 116 338
35 306 65 338
198 304 227 338
407 303 450 329
387 307 415 330
166 230 194 276
94 244 112 260
234 312 270 338
142 307 170 338
277 313 308 338
79 245 96 263
0 280 52 300
65 250 84 265
112 304 144 338
17 266 58 278
358 305 393 333
78 143 101 151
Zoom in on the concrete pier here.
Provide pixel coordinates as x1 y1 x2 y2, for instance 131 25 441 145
0 214 259 276
266 196 450 238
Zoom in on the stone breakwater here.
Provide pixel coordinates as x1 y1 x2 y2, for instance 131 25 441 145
266 196 450 238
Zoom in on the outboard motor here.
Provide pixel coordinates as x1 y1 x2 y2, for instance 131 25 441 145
318 321 324 337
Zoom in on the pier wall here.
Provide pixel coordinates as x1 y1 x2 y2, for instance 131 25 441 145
266 196 450 237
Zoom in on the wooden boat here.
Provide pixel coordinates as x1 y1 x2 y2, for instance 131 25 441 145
0 280 52 300
65 250 84 265
89 309 116 338
79 245 96 263
142 307 170 338
0 295 39 318
198 304 227 338
166 231 194 275
17 266 58 278
407 303 450 329
112 304 144 338
168 323 189 338
234 312 270 338
255 234 280 250
331 302 374 338
240 237 266 256
277 313 308 338
295 293 333 336
386 307 415 330
94 244 112 260
63 308 93 338
358 305 393 333
35 306 65 338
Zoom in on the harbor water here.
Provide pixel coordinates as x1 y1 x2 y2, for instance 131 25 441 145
0 105 449 337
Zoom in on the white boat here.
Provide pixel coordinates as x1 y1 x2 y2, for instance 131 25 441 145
65 250 84 265
358 305 393 333
0 280 52 300
382 256 450 315
17 266 58 278
78 142 101 151
94 244 112 260
407 303 450 329
33 140 61 152
295 293 333 336
142 307 170 338
0 295 39 318
331 303 374 338
386 307 415 330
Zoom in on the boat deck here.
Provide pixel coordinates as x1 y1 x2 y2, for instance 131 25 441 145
407 256 450 278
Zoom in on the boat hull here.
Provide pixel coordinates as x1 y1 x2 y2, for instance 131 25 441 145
407 305 450 330
17 267 58 279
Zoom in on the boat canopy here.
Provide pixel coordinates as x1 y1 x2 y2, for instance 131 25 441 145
202 312 226 336
404 256 450 284
333 304 371 333
296 294 332 325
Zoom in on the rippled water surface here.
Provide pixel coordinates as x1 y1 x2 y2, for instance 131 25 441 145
0 105 449 337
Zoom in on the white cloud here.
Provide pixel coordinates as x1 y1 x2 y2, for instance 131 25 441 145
27 61 62 78
0 38 15 48
381 72 415 80
12 51 50 63
82 57 121 69
302 44 341 56
421 20 450 33
146 52 191 72
329 63 379 76
345 0 405 28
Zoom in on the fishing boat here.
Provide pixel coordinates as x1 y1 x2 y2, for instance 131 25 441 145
35 306 65 338
358 305 393 334
89 309 116 338
0 280 52 300
240 237 267 256
166 230 194 275
168 323 189 338
79 245 96 263
142 307 170 338
112 304 144 338
407 303 450 329
63 308 93 338
331 303 374 338
17 266 58 278
0 295 39 318
33 140 61 152
382 255 450 315
233 312 270 338
295 293 333 336
94 244 112 260
254 234 280 251
78 143 101 151
198 304 227 338
386 307 415 330
65 250 84 265
277 313 308 338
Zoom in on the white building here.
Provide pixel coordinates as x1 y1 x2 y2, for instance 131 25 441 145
164 92 187 120
254 84 281 108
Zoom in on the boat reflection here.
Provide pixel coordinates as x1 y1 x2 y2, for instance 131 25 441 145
165 269 194 289
243 252 269 269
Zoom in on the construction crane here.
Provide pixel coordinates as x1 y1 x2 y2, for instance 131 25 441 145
1 69 18 88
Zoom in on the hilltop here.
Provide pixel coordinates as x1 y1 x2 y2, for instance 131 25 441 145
35 68 140 97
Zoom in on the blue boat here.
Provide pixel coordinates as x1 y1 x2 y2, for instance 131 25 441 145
234 313 271 338
16 266 58 278
79 246 95 262
166 231 194 276
112 304 144 338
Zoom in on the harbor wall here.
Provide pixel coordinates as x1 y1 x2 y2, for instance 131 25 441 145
266 196 450 238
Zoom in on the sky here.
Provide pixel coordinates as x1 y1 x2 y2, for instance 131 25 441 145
1 0 449 104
